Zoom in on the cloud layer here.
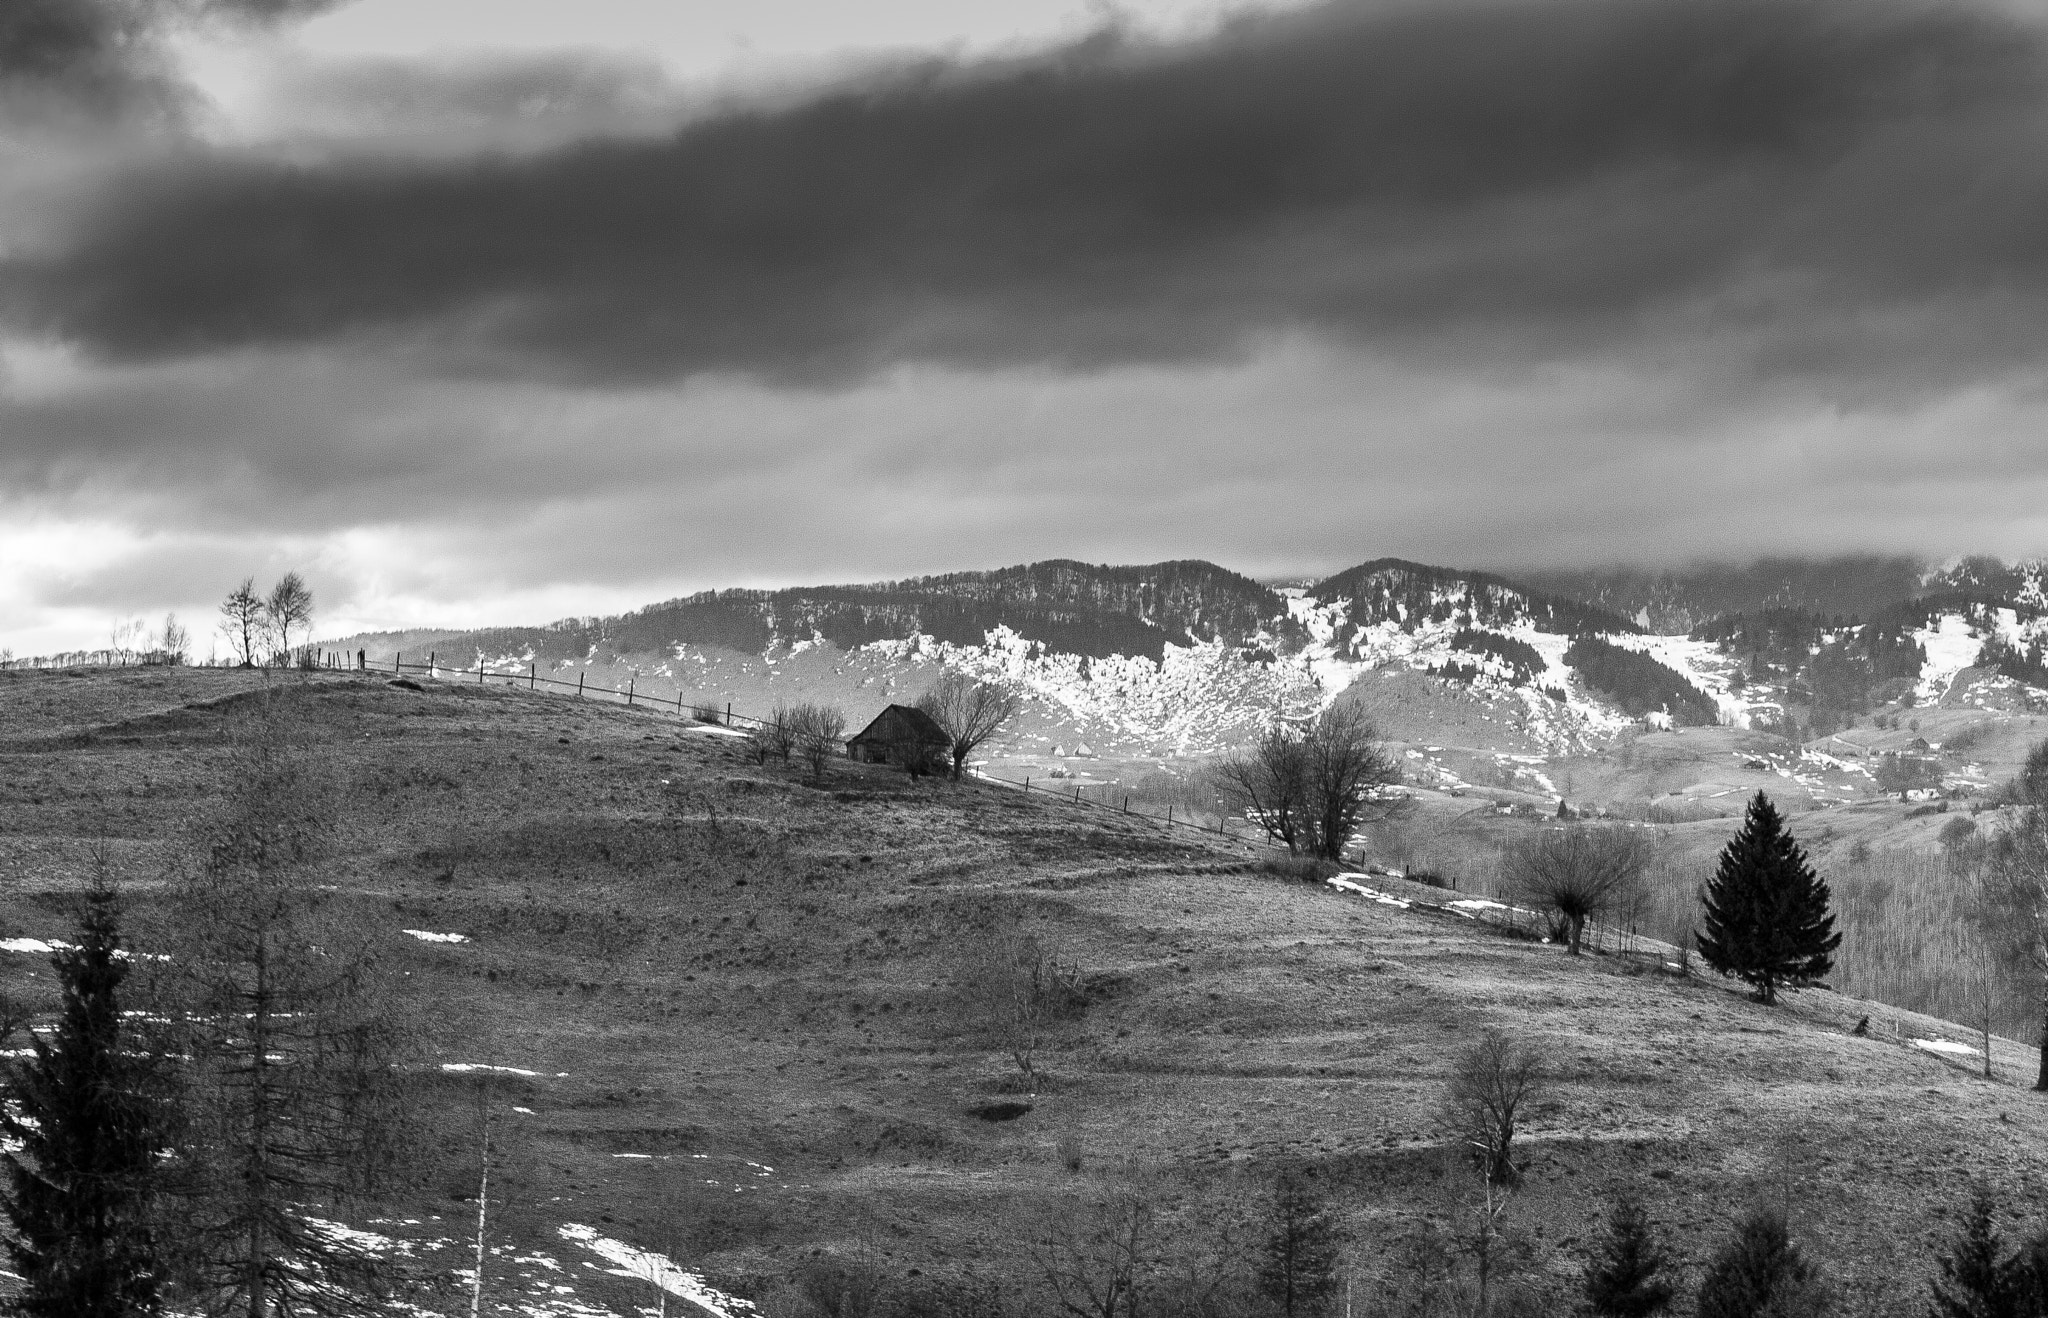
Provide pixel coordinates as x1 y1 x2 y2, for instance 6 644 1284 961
6 0 2048 652
11 0 2048 389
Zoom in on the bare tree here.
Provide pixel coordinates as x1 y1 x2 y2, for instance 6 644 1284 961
916 672 1024 780
1297 703 1403 862
957 930 1084 1083
1033 1173 1157 1318
265 572 315 663
1220 705 1402 862
1500 825 1652 956
1442 1032 1543 1186
1212 728 1312 854
220 580 264 668
754 703 799 766
162 704 414 1316
161 613 191 666
786 702 847 781
1976 744 2048 1089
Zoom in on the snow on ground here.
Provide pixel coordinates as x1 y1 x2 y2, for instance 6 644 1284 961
558 1224 756 1318
1327 875 1410 908
1911 1038 1981 1058
441 1063 545 1077
403 930 469 944
0 937 63 955
1916 615 1989 704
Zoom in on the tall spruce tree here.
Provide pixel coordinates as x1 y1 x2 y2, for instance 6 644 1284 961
1697 792 1841 1005
0 873 167 1318
1258 1168 1341 1318
1929 1190 2025 1318
1584 1194 1675 1318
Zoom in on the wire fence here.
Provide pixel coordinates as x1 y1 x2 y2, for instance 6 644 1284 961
318 648 1291 857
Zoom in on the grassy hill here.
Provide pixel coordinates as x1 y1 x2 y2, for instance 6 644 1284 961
3 667 2045 1318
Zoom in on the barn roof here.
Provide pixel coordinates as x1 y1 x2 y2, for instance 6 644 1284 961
848 704 951 746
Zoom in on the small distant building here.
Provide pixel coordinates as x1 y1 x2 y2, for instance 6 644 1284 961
1908 736 1932 752
846 704 951 768
1643 710 1674 732
1072 741 1096 758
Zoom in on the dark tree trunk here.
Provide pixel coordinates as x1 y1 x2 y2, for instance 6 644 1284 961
2036 1000 2048 1091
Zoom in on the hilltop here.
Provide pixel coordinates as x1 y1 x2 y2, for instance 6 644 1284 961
3 666 2045 1317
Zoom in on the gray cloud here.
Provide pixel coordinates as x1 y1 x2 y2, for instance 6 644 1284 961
0 0 354 126
7 0 2046 389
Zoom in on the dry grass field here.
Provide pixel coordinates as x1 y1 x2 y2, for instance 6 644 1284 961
4 667 2048 1318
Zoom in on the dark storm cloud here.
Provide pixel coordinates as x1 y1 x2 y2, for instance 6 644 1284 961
0 0 352 123
8 0 2048 383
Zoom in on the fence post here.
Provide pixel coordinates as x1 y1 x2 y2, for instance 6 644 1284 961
529 664 535 690
478 664 484 685
1167 805 1173 827
395 651 401 672
1123 795 1129 813
724 702 731 726
627 676 635 706
1024 776 1030 794
430 651 435 675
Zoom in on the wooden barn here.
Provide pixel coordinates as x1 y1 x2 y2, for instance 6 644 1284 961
846 704 951 768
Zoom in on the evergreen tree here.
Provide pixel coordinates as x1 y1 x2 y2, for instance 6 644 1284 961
1258 1168 1341 1318
1584 1194 1675 1318
1697 793 1841 1005
0 874 167 1318
1696 1208 1829 1318
1929 1190 2025 1318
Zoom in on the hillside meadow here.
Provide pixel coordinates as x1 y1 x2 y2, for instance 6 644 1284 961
3 667 2047 1317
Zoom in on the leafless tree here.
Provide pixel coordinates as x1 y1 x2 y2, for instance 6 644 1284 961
1212 727 1311 854
1442 1032 1543 1187
1298 703 1403 861
220 580 265 667
1975 740 2048 1089
1500 825 1653 956
916 672 1024 779
161 613 191 666
1217 705 1402 861
161 702 414 1316
957 930 1084 1082
265 572 315 662
786 702 847 781
754 703 799 766
1033 1173 1157 1318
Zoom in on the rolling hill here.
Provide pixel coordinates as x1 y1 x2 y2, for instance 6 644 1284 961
3 667 2046 1318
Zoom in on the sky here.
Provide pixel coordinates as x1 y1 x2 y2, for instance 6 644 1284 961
5 0 2048 656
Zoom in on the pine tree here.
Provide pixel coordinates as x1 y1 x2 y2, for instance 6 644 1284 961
1258 1168 1341 1318
1584 1194 1675 1318
0 873 167 1318
1697 793 1841 1005
1696 1208 1829 1318
1929 1190 2024 1318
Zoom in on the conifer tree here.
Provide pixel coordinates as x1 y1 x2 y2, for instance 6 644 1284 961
1 872 167 1318
1696 1208 1828 1318
1258 1167 1341 1318
1697 793 1841 1005
1584 1194 1675 1318
1929 1190 2024 1318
